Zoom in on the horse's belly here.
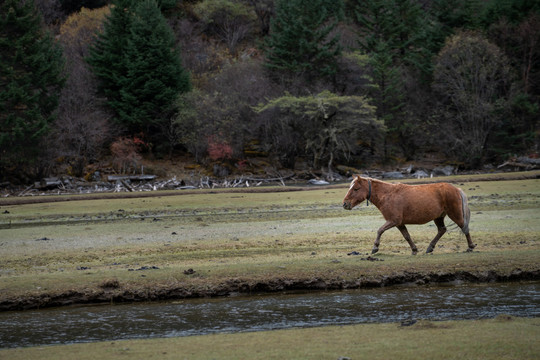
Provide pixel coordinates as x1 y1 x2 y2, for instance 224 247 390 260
401 204 444 224
402 214 436 225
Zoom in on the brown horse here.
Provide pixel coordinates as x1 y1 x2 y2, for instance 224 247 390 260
342 176 475 255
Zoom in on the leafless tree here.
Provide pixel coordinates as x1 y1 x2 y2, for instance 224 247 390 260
244 0 274 35
193 0 257 54
50 6 114 176
433 31 513 167
35 0 64 28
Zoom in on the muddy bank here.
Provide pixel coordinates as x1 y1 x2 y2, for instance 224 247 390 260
2 268 538 312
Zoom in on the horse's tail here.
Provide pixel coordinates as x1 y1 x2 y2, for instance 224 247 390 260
459 188 470 235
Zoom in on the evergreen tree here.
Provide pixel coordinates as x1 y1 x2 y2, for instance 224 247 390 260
430 0 482 35
481 0 540 27
0 0 65 178
263 0 343 81
353 0 437 159
88 0 191 135
87 0 134 125
354 0 435 77
120 0 191 132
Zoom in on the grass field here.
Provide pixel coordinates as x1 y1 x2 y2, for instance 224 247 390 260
0 173 539 309
0 172 539 357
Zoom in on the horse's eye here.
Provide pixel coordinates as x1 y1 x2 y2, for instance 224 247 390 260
353 188 359 192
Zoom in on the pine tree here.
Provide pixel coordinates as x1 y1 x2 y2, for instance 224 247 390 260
87 0 134 124
119 0 191 133
353 0 437 159
263 0 343 81
88 0 191 135
0 0 65 177
354 0 435 76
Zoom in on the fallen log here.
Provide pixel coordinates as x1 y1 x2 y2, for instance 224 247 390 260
498 161 538 169
107 175 157 182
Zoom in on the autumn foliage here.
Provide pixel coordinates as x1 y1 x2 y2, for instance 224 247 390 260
0 0 538 183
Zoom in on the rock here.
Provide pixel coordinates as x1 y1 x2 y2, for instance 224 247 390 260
412 170 429 178
400 319 417 327
308 179 330 185
404 164 414 174
382 171 404 179
360 256 384 261
36 237 52 241
432 165 455 176
517 156 540 165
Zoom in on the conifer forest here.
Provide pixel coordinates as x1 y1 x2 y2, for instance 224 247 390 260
1 0 539 183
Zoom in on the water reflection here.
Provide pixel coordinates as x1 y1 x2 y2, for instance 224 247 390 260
0 282 538 348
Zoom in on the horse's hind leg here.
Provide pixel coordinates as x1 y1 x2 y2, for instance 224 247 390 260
465 233 476 252
426 217 446 254
397 225 418 255
447 202 476 252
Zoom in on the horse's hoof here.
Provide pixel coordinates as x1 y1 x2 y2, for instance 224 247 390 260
426 246 433 254
371 248 379 254
466 247 474 253
411 251 417 255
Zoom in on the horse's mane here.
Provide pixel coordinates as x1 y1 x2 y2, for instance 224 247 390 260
355 176 388 185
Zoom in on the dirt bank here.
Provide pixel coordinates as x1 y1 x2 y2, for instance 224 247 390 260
1 267 538 311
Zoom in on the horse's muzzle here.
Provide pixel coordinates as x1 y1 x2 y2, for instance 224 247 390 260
343 202 352 210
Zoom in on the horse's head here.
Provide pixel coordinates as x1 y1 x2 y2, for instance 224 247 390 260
343 176 371 210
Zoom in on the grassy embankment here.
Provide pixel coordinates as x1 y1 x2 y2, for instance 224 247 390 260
0 171 538 309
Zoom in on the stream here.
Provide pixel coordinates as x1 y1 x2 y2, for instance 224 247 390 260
1 281 538 348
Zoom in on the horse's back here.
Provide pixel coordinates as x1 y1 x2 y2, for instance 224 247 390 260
392 182 462 224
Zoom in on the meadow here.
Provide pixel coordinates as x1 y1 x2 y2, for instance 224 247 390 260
0 172 538 310
0 172 539 358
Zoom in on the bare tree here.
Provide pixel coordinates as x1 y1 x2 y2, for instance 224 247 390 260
35 0 64 28
488 13 540 96
175 59 275 162
193 0 257 54
51 6 113 176
433 31 513 167
244 0 274 35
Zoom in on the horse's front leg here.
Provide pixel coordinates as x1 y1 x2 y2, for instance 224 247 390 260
397 225 418 255
372 220 396 254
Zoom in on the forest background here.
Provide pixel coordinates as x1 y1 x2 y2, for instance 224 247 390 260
1 0 539 184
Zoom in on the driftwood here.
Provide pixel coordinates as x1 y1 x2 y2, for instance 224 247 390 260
498 157 540 170
2 173 301 197
107 175 157 182
37 177 63 189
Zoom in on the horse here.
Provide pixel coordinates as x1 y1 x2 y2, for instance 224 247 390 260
342 176 475 255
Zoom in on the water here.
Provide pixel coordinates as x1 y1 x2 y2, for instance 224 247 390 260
0 282 538 348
